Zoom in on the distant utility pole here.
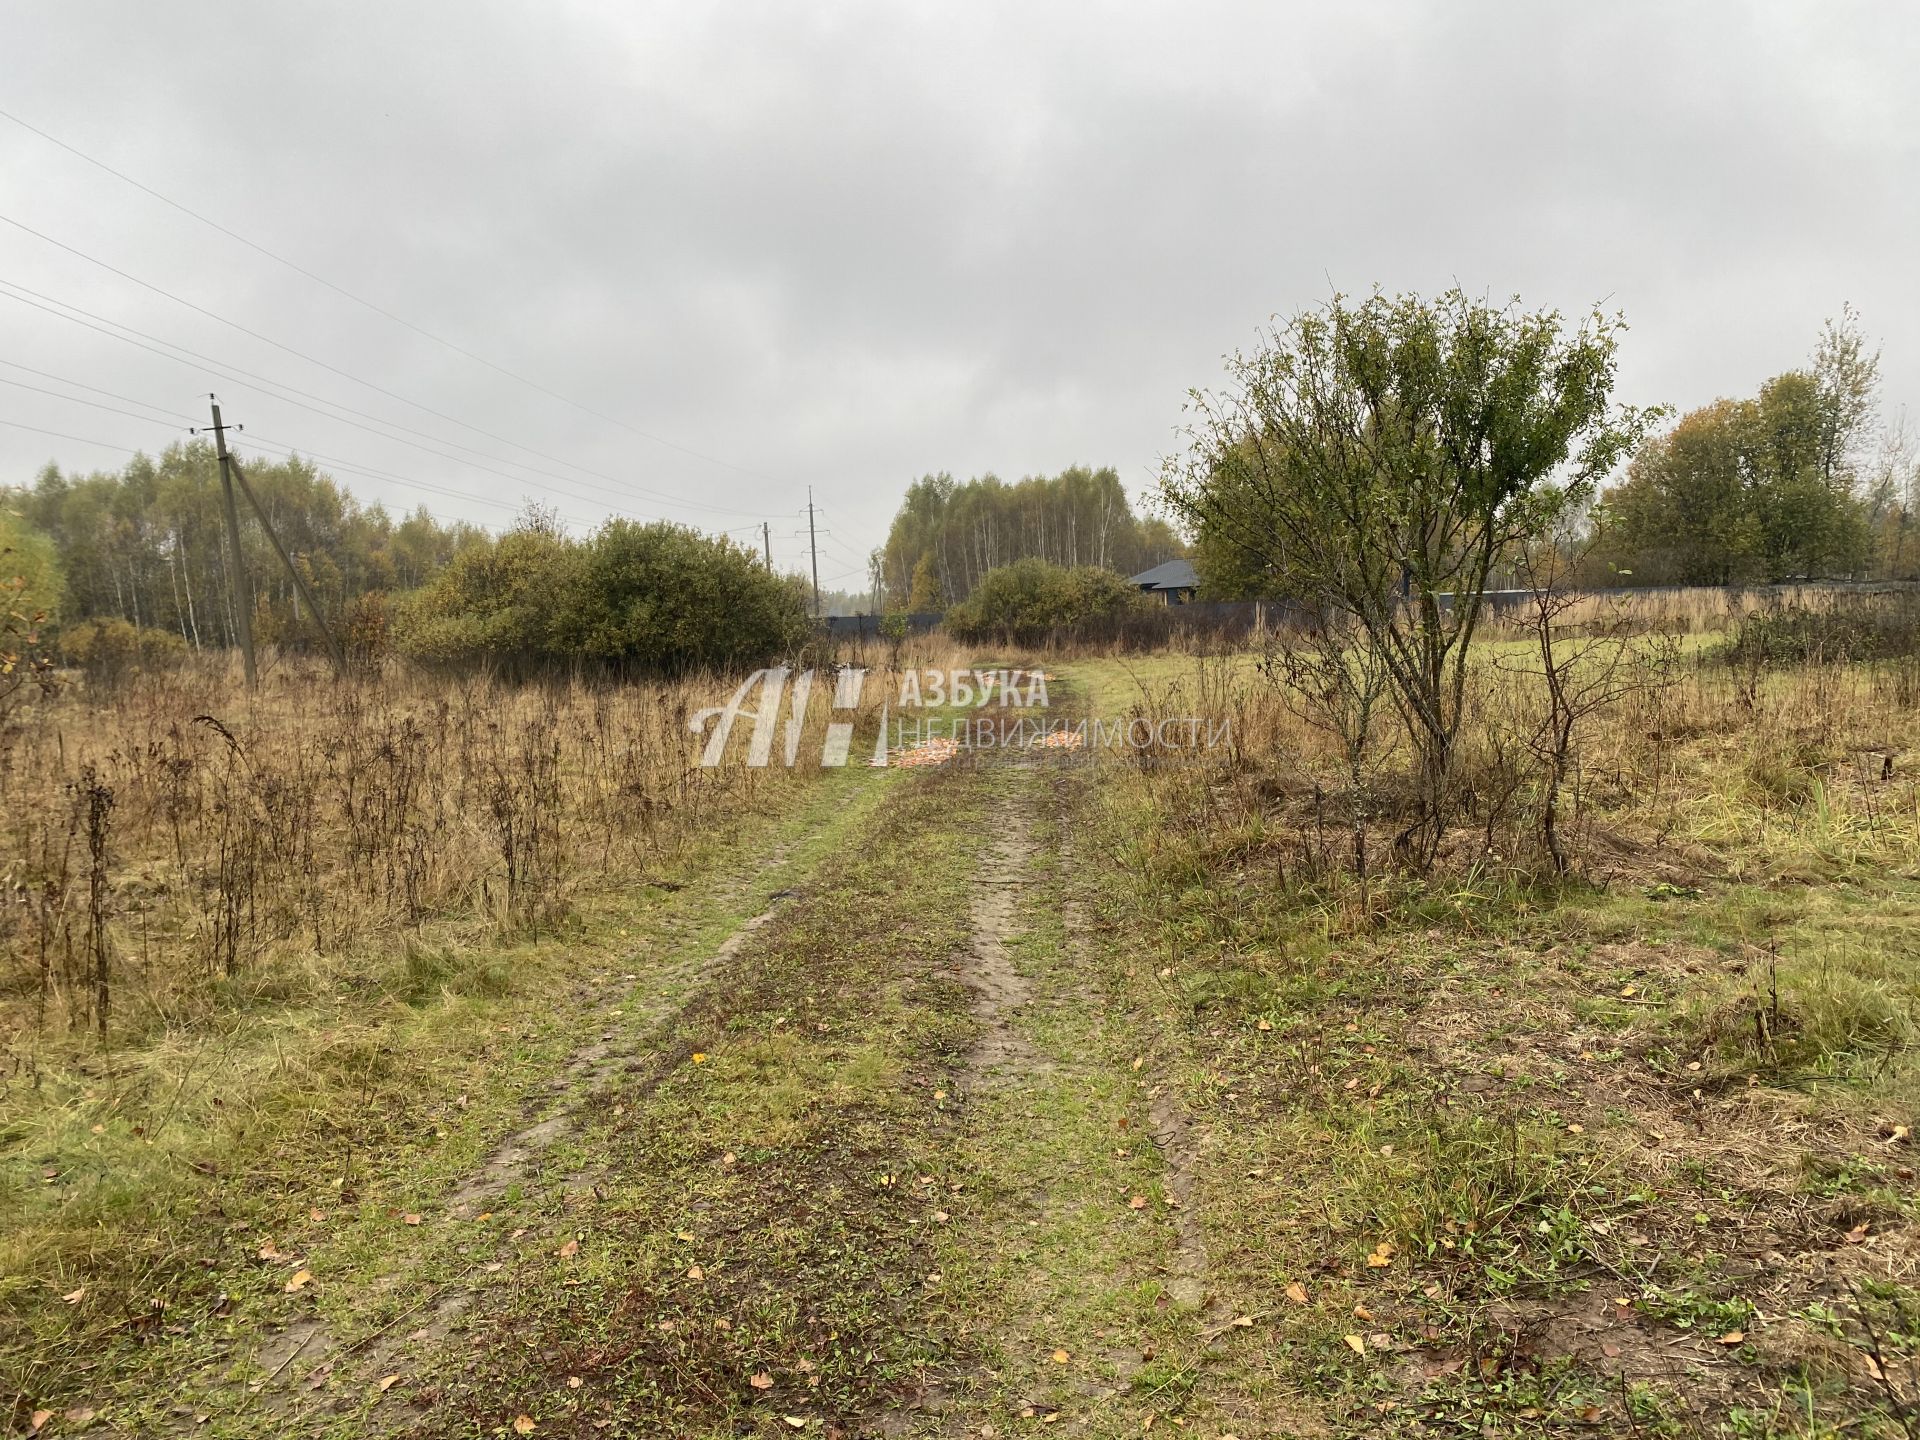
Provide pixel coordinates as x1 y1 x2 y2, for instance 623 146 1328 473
200 397 346 682
206 399 257 688
806 488 821 618
763 521 772 572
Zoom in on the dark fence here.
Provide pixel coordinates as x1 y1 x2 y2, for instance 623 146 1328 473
820 612 945 638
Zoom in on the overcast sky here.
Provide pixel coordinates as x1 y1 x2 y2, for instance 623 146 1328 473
3 2 1916 586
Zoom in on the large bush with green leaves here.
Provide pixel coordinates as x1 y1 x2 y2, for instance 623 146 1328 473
554 520 810 672
393 516 810 674
391 523 577 668
944 559 1148 645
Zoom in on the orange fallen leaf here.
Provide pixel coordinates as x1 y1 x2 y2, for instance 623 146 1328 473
1717 1330 1746 1345
750 1372 775 1390
691 1053 708 1064
513 1416 536 1435
402 1213 422 1226
1284 1281 1308 1305
1128 1195 1147 1211
1343 1334 1367 1355
285 1269 313 1293
377 1374 402 1393
1051 1348 1071 1364
558 1239 580 1258
28 1412 51 1436
687 1264 704 1280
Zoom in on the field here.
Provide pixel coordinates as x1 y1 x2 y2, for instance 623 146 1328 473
5 605 1920 1438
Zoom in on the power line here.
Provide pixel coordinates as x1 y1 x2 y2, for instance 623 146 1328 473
0 416 154 457
0 357 201 423
237 431 587 527
0 104 786 488
0 222 765 520
0 281 759 525
0 373 194 432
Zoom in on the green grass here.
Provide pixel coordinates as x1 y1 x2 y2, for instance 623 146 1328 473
0 761 896 1433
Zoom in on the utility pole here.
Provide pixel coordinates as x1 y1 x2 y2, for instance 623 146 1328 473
806 488 821 618
198 398 346 681
763 521 772 572
206 398 257 689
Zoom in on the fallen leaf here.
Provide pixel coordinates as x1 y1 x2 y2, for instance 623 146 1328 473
377 1374 401 1393
1256 1019 1272 1032
1717 1330 1746 1345
1846 1223 1870 1245
933 1211 950 1223
62 1409 94 1426
402 1214 422 1226
285 1269 313 1293
750 1372 775 1390
567 1376 583 1389
675 1231 696 1243
1284 1281 1308 1305
784 1420 807 1431
1128 1195 1147 1211
62 1286 85 1304
309 1207 326 1222
1343 1334 1367 1356
1051 1348 1070 1364
691 1053 708 1064
513 1416 536 1435
687 1264 704 1280
558 1239 580 1258
1365 1241 1395 1268
28 1412 51 1436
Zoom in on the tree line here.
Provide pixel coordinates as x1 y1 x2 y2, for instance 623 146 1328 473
878 465 1181 610
7 441 483 656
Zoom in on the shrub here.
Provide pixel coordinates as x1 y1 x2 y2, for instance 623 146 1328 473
1722 592 1920 668
57 618 186 682
945 559 1148 646
392 519 810 675
390 525 576 669
555 521 811 673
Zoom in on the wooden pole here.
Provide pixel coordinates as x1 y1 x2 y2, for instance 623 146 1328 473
208 398 257 688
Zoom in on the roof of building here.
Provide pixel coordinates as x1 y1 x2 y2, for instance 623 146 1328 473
1127 558 1200 591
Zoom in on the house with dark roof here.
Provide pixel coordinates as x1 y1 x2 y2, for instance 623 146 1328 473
1126 558 1199 604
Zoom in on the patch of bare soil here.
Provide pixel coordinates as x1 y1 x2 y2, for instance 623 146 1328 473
956 796 1044 1094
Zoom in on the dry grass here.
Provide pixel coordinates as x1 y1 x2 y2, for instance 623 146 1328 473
1064 614 1920 1432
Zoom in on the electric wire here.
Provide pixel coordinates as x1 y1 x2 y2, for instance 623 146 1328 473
0 104 785 487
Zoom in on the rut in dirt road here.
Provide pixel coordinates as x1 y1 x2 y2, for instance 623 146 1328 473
957 789 1048 1094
